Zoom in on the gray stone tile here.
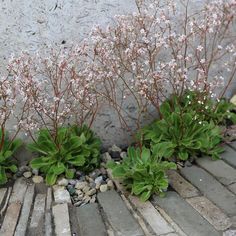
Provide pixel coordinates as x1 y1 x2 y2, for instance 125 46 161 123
221 145 236 168
76 203 107 236
152 192 220 236
97 190 144 236
180 166 236 216
196 158 236 185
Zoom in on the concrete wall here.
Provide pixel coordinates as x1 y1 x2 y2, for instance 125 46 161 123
0 0 235 149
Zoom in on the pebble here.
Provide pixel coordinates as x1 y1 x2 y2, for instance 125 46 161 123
68 179 77 185
83 195 91 203
67 185 76 195
89 170 101 179
102 152 112 162
32 168 39 176
107 180 114 189
82 186 91 194
89 182 96 188
100 184 108 192
96 183 101 190
23 171 32 178
95 176 103 185
90 196 96 203
32 175 44 183
120 152 127 159
100 167 107 175
86 188 96 196
57 178 69 186
109 144 122 153
74 201 83 207
75 181 87 190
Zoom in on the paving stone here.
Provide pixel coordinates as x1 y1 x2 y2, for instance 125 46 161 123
196 158 236 186
167 170 200 198
14 184 35 236
52 203 71 236
180 166 236 216
76 203 107 236
221 145 236 168
0 202 21 236
9 178 27 203
45 188 53 236
228 183 236 194
29 193 46 235
97 190 144 236
128 195 174 235
223 229 236 236
228 141 236 151
186 196 231 231
0 188 7 206
152 192 220 236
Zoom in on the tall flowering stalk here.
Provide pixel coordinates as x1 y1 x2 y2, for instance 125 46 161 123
89 0 236 128
8 45 100 144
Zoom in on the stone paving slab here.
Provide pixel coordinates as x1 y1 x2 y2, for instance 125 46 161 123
152 191 220 236
52 203 71 236
29 193 46 235
45 187 53 236
9 178 27 203
167 170 200 198
180 165 236 216
97 190 144 236
186 196 231 231
0 202 21 236
228 183 236 194
196 158 236 186
0 188 7 206
221 145 236 168
128 195 174 235
76 203 107 236
228 141 236 151
14 184 35 236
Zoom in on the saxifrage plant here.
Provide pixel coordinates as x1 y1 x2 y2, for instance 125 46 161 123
107 146 176 201
28 125 101 185
0 130 22 184
142 98 224 161
179 91 236 126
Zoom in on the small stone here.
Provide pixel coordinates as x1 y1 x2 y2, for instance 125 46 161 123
83 195 91 203
96 183 101 190
76 189 83 195
89 170 101 179
120 152 127 159
23 171 32 178
32 175 43 184
68 179 77 185
109 144 122 153
75 181 87 190
74 201 83 207
86 188 96 196
89 182 96 188
16 166 30 177
53 187 71 204
57 178 69 186
100 167 107 175
90 196 96 203
100 184 108 192
67 186 76 195
76 171 83 178
32 169 39 176
95 176 103 185
107 180 114 189
82 186 91 194
230 94 236 106
102 152 112 162
77 194 84 201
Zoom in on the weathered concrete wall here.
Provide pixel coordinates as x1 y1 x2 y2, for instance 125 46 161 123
0 0 235 148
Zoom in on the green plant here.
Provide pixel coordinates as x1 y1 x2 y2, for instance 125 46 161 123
0 130 22 184
179 91 236 125
107 146 176 201
28 125 101 185
142 98 224 161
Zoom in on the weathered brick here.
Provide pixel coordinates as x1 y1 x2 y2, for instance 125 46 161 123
196 158 236 186
180 165 236 216
0 202 21 236
167 170 200 198
52 203 71 236
97 190 144 236
186 196 231 231
128 195 174 235
152 192 220 236
14 184 35 236
9 178 27 203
